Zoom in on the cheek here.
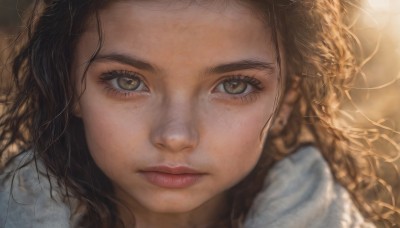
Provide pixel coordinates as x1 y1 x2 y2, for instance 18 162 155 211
77 96 150 176
226 120 264 165
81 107 128 172
204 106 269 185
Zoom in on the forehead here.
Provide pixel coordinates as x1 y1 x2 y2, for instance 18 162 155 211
89 0 270 36
74 0 277 75
100 0 264 13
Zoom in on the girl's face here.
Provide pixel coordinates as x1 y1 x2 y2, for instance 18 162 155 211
73 0 280 222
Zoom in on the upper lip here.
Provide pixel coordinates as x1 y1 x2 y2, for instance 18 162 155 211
140 165 204 175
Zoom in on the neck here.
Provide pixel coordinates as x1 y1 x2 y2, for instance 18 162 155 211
118 193 229 228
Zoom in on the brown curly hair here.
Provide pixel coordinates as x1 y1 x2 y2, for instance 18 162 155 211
0 0 398 227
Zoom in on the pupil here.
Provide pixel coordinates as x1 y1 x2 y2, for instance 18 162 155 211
118 77 139 90
223 80 247 94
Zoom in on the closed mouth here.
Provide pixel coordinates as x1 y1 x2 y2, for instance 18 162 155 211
139 165 206 188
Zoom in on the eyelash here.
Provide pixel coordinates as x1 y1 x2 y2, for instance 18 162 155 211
98 70 148 98
213 75 264 103
98 70 264 102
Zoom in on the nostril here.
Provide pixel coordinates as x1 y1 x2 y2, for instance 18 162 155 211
151 124 199 152
156 136 192 151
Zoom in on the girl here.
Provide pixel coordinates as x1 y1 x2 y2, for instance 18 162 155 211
0 0 397 227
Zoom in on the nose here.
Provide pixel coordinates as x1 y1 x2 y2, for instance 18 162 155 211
150 101 199 152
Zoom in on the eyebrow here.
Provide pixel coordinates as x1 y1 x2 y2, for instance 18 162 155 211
94 54 157 72
93 53 275 74
205 60 275 75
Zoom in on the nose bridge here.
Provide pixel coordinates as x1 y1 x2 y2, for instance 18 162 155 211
150 95 199 152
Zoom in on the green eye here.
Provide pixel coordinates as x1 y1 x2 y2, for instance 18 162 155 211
222 80 248 94
213 75 263 98
117 77 141 91
100 70 149 94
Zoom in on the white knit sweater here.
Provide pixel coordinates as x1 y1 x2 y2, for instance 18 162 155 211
0 146 374 228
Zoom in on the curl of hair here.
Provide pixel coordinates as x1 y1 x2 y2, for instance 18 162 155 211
230 0 400 227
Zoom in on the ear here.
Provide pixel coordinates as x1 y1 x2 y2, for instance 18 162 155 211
72 101 82 118
269 75 301 136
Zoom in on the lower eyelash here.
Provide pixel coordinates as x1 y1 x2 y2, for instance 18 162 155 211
214 75 265 104
99 83 132 98
240 92 261 103
97 70 149 98
224 75 264 91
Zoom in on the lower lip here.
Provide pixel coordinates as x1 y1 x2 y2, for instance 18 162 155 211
140 172 203 188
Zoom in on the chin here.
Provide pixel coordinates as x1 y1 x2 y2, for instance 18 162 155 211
142 197 203 214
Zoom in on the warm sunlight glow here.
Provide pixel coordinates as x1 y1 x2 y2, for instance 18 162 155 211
368 0 390 11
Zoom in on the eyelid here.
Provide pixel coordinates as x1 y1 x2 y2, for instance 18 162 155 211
210 74 265 103
98 70 150 97
212 74 264 93
100 70 142 80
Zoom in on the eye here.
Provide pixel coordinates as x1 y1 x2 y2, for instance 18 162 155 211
214 75 263 95
116 76 141 91
221 80 248 94
100 70 148 92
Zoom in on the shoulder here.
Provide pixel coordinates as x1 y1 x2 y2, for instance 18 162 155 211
244 146 375 228
0 151 77 228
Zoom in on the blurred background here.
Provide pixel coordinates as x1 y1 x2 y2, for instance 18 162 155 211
0 0 399 226
347 1 400 225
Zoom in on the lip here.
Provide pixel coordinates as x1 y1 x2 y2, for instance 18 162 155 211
139 166 205 188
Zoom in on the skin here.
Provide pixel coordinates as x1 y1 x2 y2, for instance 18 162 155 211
73 1 281 227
